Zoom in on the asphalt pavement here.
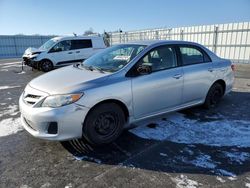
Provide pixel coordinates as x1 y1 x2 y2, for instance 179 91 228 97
0 60 250 188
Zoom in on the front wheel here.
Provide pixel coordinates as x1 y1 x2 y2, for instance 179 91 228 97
83 103 125 145
204 83 224 108
41 60 53 72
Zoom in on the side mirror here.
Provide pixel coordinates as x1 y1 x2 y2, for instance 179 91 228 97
137 63 152 75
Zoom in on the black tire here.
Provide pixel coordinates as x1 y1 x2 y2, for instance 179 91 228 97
41 60 53 72
83 103 125 145
204 83 224 108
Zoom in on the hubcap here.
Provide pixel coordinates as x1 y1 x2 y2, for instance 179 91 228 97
43 61 52 71
94 112 118 136
211 89 222 104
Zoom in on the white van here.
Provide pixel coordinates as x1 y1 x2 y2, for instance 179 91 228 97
22 36 106 72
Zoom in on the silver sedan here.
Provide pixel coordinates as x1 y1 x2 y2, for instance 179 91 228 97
19 40 234 145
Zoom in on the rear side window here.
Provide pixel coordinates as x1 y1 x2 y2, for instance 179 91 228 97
71 39 93 50
180 46 211 65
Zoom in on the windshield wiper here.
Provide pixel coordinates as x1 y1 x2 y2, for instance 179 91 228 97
90 66 106 73
80 64 105 73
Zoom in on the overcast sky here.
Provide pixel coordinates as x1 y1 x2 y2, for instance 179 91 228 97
0 0 249 35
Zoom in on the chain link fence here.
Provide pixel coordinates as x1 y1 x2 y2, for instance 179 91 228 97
0 35 55 59
109 22 250 64
0 22 249 63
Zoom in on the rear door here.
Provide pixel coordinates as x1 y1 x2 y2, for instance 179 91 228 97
178 45 216 104
130 45 184 119
71 39 93 61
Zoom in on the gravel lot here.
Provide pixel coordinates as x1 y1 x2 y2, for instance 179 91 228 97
0 59 250 188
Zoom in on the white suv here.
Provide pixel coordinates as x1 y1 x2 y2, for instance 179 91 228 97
22 36 106 72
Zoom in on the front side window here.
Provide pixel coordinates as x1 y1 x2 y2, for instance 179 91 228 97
71 39 93 50
51 40 71 52
180 46 210 65
137 46 177 72
81 44 146 72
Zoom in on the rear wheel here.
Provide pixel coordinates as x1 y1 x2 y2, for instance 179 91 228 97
204 83 224 108
41 60 53 72
83 103 125 145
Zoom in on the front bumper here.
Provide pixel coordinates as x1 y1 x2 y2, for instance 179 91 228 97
19 93 90 141
22 56 40 69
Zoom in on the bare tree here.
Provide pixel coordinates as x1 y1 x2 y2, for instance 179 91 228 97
83 28 94 36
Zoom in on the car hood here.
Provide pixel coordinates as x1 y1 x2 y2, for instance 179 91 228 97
23 47 45 56
28 65 110 95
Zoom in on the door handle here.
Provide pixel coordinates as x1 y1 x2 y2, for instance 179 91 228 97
208 68 214 72
68 52 73 54
173 74 182 79
76 51 80 53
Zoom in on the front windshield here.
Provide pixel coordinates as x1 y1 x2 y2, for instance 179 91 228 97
82 44 146 73
39 39 57 50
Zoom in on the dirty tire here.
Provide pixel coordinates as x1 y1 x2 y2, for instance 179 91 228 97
204 83 224 109
83 103 125 145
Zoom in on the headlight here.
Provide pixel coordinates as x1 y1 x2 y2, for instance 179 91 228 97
41 93 83 108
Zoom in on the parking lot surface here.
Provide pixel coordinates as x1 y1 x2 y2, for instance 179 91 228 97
1 59 250 188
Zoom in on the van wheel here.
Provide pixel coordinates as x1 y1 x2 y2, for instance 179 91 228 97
41 60 53 72
204 83 224 108
83 103 125 145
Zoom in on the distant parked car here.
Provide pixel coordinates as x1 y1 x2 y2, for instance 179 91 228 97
19 40 234 145
22 36 106 72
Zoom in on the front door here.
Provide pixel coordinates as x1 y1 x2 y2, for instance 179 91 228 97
131 45 183 119
48 40 75 66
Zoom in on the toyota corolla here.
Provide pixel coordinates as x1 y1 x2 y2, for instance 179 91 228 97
19 40 234 145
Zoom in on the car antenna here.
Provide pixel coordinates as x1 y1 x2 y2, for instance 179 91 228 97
73 32 77 37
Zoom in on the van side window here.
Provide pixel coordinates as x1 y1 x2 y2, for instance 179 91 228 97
51 40 71 52
180 46 211 65
71 39 93 50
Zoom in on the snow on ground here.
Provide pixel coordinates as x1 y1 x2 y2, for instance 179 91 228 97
171 174 202 188
17 71 26 74
216 176 226 183
0 104 23 137
0 85 21 90
129 112 250 147
189 154 217 169
223 151 250 164
0 104 19 118
0 62 21 66
74 155 102 164
0 69 8 72
0 117 22 137
215 169 237 178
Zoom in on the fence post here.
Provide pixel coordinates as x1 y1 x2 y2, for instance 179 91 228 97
155 31 159 40
213 26 219 53
180 29 184 40
13 36 18 57
110 33 112 46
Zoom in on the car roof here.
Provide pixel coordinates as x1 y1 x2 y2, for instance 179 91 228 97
124 40 203 46
52 36 102 41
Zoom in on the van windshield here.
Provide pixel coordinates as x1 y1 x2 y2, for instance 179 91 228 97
39 39 57 50
81 44 146 73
